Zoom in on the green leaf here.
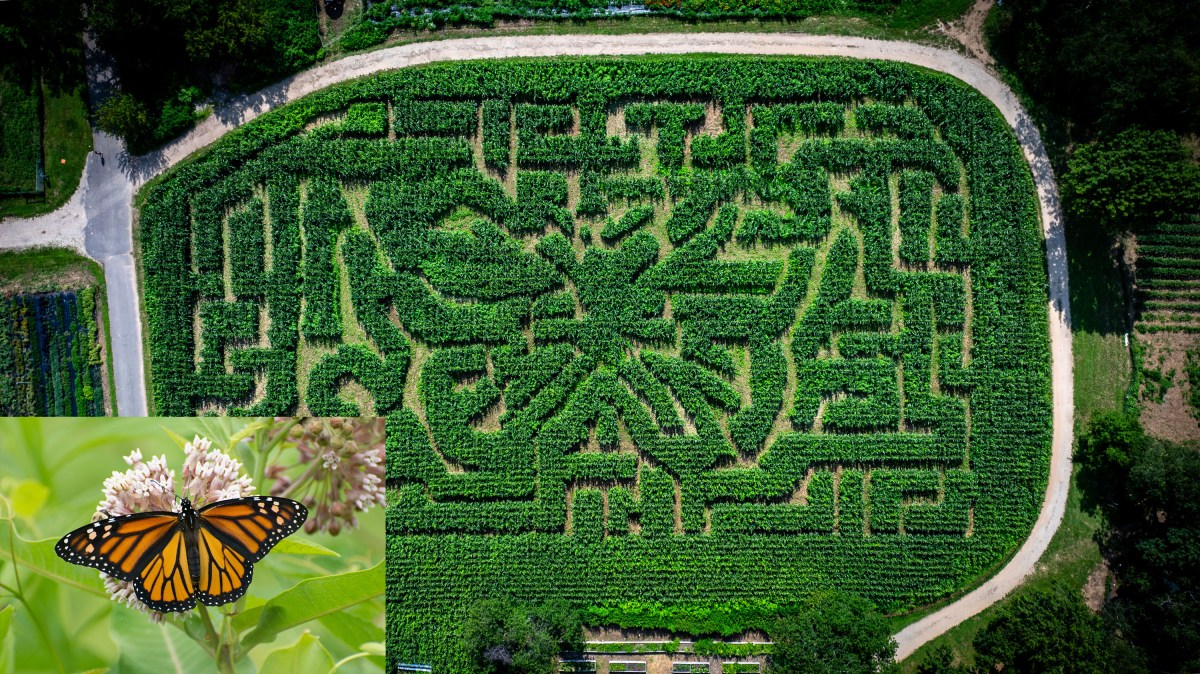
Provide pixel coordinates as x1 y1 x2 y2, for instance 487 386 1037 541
317 609 384 652
236 562 384 651
360 642 385 657
109 607 214 674
273 538 339 557
159 427 191 450
0 605 14 674
9 480 49 520
259 632 334 674
0 525 106 596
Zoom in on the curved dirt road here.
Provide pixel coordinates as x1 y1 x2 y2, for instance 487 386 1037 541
5 33 1075 658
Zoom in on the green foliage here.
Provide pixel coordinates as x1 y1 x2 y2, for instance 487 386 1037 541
461 600 583 674
0 291 106 416
134 56 1051 671
259 633 335 674
0 68 39 194
89 0 320 152
1075 411 1145 472
350 0 904 40
988 0 1200 133
973 583 1139 674
1060 128 1200 234
767 590 897 674
1112 438 1200 673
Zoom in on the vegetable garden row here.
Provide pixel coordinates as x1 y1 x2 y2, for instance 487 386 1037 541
135 56 1052 671
0 290 105 416
1136 218 1200 332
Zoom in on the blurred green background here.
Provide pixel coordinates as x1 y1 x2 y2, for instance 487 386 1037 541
0 418 384 674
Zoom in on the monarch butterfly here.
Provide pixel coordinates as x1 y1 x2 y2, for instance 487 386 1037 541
55 495 307 613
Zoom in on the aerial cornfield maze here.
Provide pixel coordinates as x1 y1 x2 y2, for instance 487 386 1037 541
136 56 1052 670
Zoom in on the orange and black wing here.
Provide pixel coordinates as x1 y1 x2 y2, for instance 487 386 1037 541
55 511 199 612
193 497 307 606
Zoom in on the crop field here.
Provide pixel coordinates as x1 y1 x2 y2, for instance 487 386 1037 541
1136 219 1200 333
0 290 106 416
136 56 1051 669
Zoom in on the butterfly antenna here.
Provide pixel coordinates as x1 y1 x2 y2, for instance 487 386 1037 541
147 479 182 502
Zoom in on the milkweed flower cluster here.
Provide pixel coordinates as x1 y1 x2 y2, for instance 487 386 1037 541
93 437 255 621
267 418 386 536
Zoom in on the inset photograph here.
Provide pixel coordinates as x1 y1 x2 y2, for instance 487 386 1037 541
0 417 384 674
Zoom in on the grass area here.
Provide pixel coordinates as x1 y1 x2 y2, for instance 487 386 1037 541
371 12 962 54
0 79 92 219
0 247 102 293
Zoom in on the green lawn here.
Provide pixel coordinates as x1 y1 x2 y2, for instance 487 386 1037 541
0 78 92 219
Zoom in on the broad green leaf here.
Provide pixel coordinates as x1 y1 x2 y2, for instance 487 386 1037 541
273 538 339 557
237 562 383 651
0 526 106 596
0 605 13 674
259 632 333 674
9 480 49 520
317 610 384 652
109 607 214 674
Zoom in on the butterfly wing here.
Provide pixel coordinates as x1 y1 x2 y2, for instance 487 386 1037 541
193 497 307 605
133 527 198 612
55 512 180 582
193 526 252 606
55 511 198 612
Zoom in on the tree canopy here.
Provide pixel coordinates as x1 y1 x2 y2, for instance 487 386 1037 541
767 590 897 674
1060 128 1200 234
461 599 584 674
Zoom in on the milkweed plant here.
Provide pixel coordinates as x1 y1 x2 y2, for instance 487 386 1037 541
0 417 385 674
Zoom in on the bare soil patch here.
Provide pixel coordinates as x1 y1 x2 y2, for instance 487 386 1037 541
934 0 995 66
1137 331 1200 442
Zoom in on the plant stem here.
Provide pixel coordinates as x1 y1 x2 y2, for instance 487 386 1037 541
330 652 372 672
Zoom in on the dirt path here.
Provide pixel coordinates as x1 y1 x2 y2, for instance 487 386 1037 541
0 180 87 255
0 33 1073 656
935 0 995 66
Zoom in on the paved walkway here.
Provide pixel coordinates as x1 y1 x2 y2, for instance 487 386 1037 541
0 33 1073 657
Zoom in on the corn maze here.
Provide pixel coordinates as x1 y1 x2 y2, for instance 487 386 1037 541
136 56 1052 670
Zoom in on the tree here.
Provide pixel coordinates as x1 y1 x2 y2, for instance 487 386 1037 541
973 583 1142 674
988 0 1200 134
461 599 583 674
1060 128 1200 234
1112 439 1200 673
768 590 897 674
1075 411 1146 472
913 645 962 674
